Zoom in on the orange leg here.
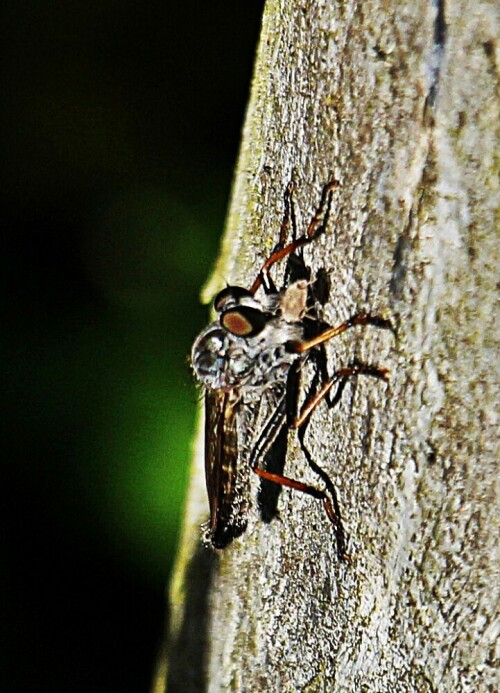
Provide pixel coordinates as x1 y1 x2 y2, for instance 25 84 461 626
294 363 388 559
291 365 389 429
250 364 387 560
294 313 394 353
305 178 338 238
277 180 296 248
252 464 346 557
249 178 337 295
249 386 350 557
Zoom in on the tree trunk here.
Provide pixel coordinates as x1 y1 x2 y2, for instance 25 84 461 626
155 1 498 691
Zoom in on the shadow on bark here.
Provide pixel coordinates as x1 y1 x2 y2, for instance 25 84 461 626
166 544 218 693
258 422 287 523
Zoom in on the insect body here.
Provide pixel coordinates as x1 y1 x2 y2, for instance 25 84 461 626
191 180 391 558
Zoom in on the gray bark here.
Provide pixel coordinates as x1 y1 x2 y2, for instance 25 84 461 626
155 1 499 691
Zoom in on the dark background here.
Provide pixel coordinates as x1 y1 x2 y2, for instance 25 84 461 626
1 3 264 691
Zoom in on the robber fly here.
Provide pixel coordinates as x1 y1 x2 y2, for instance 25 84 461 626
191 178 391 559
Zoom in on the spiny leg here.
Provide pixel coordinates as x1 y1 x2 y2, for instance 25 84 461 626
292 308 394 406
251 463 339 536
290 362 389 560
305 176 337 239
292 364 389 429
294 313 394 354
261 181 298 294
249 178 337 295
279 180 298 247
249 360 385 560
279 297 392 554
249 379 348 553
288 359 349 558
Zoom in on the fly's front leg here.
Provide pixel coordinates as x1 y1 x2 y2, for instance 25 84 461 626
305 175 337 240
249 181 296 295
249 178 337 295
279 180 298 247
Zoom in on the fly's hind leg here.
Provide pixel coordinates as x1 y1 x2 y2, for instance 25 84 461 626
249 382 348 557
249 360 388 560
289 361 389 560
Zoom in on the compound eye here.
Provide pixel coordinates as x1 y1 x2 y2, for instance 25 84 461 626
221 306 270 337
214 286 253 313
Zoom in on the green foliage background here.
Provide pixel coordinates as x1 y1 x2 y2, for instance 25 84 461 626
1 2 263 691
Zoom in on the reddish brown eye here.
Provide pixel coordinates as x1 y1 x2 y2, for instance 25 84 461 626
221 307 271 337
222 310 253 336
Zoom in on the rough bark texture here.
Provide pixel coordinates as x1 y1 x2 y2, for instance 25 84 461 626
156 1 498 691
